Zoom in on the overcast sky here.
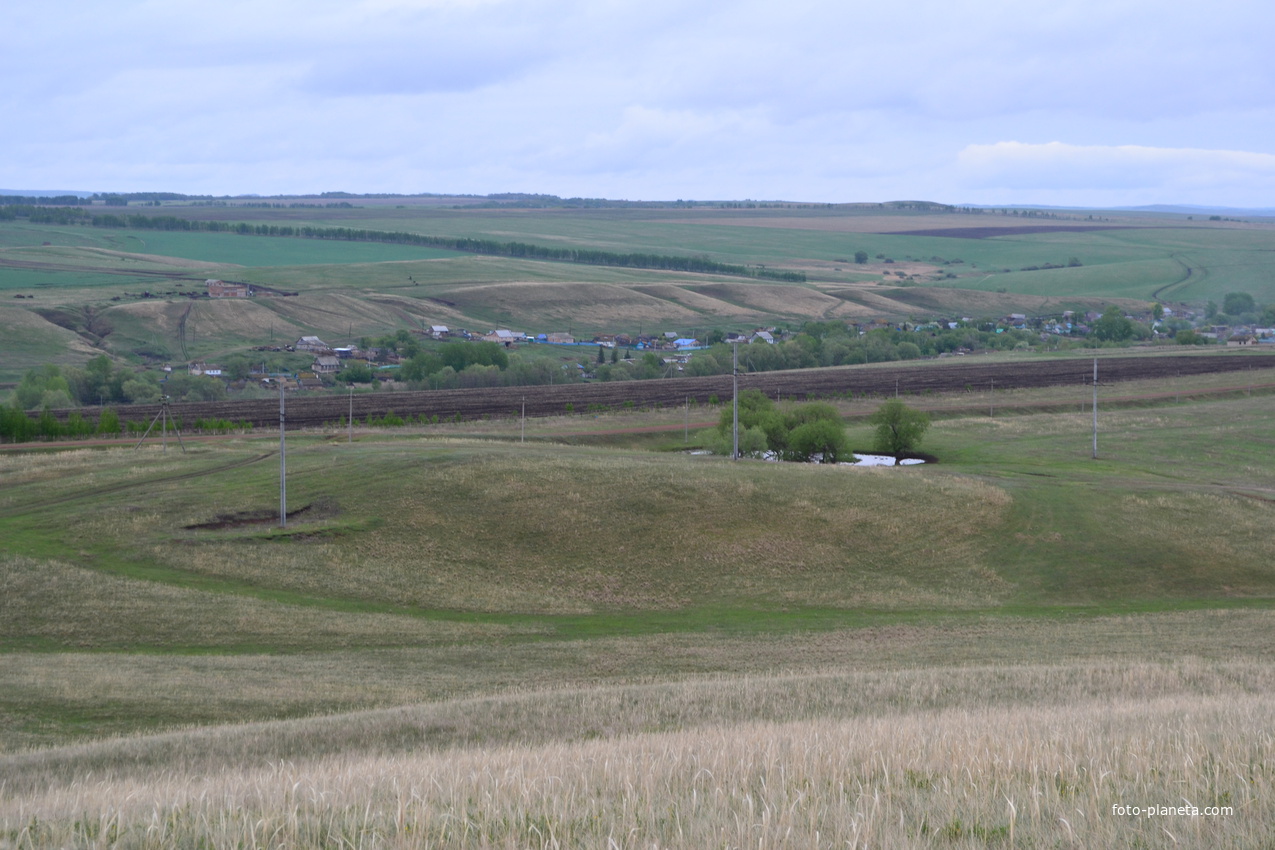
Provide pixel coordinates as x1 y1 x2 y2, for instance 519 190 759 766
3 0 1273 206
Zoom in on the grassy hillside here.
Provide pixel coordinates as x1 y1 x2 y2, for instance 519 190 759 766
4 387 1275 735
4 378 1275 847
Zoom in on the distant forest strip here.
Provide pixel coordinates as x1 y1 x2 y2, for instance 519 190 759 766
0 205 807 282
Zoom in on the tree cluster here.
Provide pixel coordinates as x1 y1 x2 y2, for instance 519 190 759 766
706 390 850 463
9 357 227 413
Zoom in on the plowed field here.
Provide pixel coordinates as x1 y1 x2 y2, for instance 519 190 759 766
50 352 1275 431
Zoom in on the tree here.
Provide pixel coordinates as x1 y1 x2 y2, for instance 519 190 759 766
1223 292 1256 317
1152 302 1165 321
338 361 375 384
854 250 869 264
788 418 850 463
1091 307 1134 342
868 398 930 464
597 345 606 363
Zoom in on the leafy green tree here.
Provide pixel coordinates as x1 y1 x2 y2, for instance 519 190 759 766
897 341 922 360
597 345 606 363
122 378 161 403
1152 302 1165 321
1206 300 1218 319
96 407 122 435
14 365 73 409
854 250 868 264
162 373 227 402
1223 292 1256 316
1175 329 1210 345
868 398 930 464
788 418 850 463
338 361 375 384
399 353 441 382
1091 307 1134 342
706 424 768 458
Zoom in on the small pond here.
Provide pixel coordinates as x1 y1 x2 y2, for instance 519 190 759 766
848 454 925 466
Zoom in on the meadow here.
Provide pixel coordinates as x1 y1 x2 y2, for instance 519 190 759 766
3 369 1275 846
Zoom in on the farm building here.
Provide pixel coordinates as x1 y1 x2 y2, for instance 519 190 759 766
188 362 223 377
430 325 450 339
295 336 329 353
547 332 575 344
751 331 775 344
313 355 341 373
483 329 523 345
206 279 251 298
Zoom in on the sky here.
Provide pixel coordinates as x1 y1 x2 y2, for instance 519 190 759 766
3 0 1274 207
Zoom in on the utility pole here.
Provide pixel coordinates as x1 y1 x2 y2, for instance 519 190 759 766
685 396 689 443
990 378 994 417
732 341 740 459
280 383 287 527
133 396 185 453
1092 358 1099 459
348 384 353 443
521 397 526 443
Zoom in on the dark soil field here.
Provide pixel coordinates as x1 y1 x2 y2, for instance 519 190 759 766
888 225 1147 239
39 352 1275 431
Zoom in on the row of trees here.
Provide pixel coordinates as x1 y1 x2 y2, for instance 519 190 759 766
0 406 121 442
12 358 226 410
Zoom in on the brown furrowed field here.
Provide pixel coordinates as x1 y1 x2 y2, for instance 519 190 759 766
36 351 1275 432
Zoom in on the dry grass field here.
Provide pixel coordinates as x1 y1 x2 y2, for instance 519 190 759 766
3 657 1271 848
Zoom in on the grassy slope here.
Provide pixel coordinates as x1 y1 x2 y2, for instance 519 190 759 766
4 387 1275 847
3 387 1275 746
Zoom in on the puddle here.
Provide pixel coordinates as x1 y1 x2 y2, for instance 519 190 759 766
848 454 925 466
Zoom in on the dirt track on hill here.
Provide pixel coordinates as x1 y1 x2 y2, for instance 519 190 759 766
33 352 1275 432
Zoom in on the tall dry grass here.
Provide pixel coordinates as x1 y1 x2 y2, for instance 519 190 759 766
3 665 1270 848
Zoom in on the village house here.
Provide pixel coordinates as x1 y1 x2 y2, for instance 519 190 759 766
483 329 522 346
547 332 575 344
312 355 341 373
751 331 775 344
295 335 329 353
206 279 251 298
430 325 450 339
188 362 224 377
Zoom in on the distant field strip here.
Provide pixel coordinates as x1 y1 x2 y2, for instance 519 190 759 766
7 208 811 282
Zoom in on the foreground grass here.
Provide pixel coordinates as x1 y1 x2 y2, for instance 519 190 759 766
3 389 1275 845
3 659 1271 848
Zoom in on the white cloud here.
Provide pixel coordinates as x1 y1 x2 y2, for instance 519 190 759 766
957 141 1275 203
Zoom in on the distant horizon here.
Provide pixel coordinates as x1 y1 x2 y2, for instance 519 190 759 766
2 188 1274 217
